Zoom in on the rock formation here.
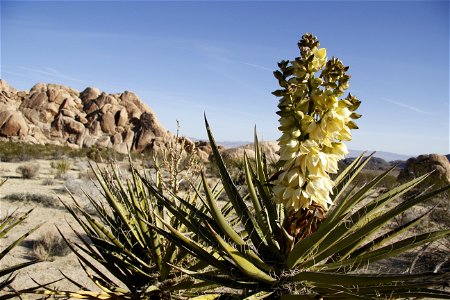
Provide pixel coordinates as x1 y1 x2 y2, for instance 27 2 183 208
398 154 450 188
0 79 172 154
221 141 280 164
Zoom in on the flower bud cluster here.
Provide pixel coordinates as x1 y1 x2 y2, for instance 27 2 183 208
272 33 361 211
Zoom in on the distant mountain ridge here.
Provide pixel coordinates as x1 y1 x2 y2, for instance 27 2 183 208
347 150 411 162
198 139 413 162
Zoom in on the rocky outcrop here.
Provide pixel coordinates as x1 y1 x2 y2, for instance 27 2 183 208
221 141 280 164
0 79 174 154
0 110 28 137
398 154 450 188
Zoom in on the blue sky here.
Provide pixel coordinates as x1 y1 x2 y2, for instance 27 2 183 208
1 1 449 156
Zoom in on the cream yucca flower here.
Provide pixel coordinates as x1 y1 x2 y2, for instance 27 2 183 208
273 33 361 213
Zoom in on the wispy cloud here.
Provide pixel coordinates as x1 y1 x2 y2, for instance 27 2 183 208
380 97 433 115
20 66 84 83
211 56 274 72
232 60 274 72
203 63 270 98
140 88 256 118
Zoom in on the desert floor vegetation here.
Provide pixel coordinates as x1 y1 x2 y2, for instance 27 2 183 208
0 135 449 299
2 192 60 209
0 153 168 293
0 150 449 298
30 231 71 261
16 163 40 179
50 160 72 179
1 164 123 298
0 141 126 163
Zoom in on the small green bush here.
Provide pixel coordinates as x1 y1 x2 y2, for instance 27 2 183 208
51 160 71 178
86 146 125 162
0 141 125 162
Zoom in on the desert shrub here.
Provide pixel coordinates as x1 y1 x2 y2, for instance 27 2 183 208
86 148 102 162
62 175 84 196
32 231 70 261
42 178 56 186
0 141 68 161
16 163 40 179
430 204 450 229
78 169 96 180
51 160 71 178
3 193 59 208
85 146 125 162
63 175 102 201
0 141 125 162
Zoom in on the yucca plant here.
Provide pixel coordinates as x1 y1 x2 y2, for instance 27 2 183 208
138 33 450 299
0 180 40 299
51 159 216 299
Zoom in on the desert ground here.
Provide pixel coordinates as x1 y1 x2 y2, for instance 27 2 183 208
0 158 117 296
1 155 449 299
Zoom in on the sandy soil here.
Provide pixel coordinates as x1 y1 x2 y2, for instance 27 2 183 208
0 158 106 298
1 158 448 299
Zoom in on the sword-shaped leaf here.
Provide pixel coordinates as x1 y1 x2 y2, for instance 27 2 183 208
208 225 276 284
205 116 269 253
321 229 450 271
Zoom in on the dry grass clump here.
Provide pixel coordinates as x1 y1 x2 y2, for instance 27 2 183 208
32 231 70 261
42 178 56 186
16 163 40 179
51 160 71 178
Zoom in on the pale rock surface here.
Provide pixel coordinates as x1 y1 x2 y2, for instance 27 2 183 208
0 80 171 154
398 154 450 188
222 141 280 163
0 80 227 162
0 110 29 137
0 79 16 93
80 87 101 101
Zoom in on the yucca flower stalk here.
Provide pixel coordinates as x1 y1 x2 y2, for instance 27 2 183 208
272 33 361 243
140 33 450 299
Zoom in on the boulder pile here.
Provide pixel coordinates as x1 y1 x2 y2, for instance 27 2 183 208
398 154 450 188
0 80 177 154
